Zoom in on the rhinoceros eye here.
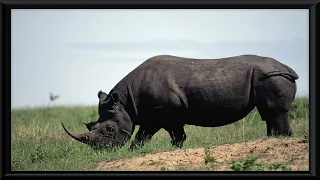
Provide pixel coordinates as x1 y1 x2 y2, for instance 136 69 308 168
101 127 114 138
107 126 115 132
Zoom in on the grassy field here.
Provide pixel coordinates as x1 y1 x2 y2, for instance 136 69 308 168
11 96 309 171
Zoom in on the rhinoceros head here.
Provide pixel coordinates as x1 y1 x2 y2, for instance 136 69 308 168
84 90 127 131
61 102 133 149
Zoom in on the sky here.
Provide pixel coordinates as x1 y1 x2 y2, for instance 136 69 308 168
11 9 309 109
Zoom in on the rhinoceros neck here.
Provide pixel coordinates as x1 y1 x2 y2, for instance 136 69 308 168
111 83 139 122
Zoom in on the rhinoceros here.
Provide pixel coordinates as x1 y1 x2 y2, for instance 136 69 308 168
61 54 298 149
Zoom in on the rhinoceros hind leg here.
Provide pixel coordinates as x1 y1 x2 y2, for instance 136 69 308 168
256 76 296 137
262 111 292 136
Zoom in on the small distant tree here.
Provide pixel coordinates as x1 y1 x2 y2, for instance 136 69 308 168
48 92 60 107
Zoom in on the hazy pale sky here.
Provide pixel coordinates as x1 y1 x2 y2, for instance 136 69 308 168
12 9 309 108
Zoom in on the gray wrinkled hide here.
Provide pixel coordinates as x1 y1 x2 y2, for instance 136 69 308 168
87 54 299 149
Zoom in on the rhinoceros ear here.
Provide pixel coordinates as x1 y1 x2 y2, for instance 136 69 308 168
98 90 108 102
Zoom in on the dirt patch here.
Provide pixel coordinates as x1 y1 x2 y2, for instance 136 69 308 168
93 137 309 171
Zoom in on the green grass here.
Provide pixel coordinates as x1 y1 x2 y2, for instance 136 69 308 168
228 153 293 171
229 153 266 171
11 96 309 171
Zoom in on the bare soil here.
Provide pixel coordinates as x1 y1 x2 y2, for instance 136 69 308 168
93 137 309 171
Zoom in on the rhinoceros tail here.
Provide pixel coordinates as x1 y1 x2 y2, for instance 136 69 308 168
259 70 299 82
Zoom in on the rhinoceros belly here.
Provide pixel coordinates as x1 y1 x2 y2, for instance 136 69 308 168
184 104 255 127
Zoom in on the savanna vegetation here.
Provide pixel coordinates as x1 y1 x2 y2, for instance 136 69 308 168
11 96 309 171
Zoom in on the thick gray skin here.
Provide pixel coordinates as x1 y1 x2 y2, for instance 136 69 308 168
67 54 298 149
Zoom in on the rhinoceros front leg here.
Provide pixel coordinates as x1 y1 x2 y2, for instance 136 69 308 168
164 126 187 148
129 125 160 150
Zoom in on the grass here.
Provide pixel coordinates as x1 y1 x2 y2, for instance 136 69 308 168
11 96 309 171
229 153 265 171
229 154 292 171
204 147 216 165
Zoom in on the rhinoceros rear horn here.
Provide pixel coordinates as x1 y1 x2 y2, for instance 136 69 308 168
61 122 91 143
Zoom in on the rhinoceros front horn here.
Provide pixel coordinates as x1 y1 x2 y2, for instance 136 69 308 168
61 122 90 143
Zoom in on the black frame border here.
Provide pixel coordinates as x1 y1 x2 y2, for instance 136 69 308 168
1 0 318 178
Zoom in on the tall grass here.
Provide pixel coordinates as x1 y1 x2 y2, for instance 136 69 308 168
11 96 309 171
